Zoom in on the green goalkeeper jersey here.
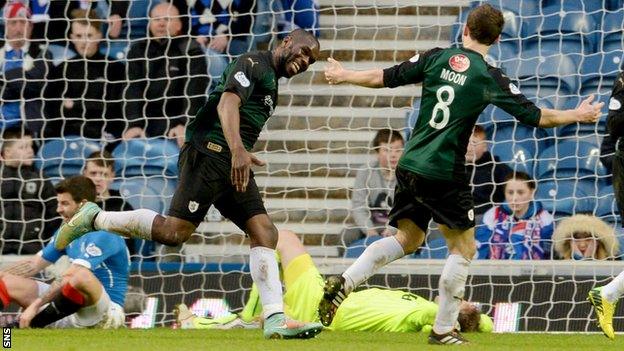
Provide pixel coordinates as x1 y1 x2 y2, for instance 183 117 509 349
329 288 438 332
383 47 542 182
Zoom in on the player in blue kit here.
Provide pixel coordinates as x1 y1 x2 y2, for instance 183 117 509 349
0 176 129 328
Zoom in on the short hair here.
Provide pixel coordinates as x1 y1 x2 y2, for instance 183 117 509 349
70 9 104 33
504 171 536 190
85 150 115 171
1 127 32 156
372 129 404 149
55 176 97 203
466 4 504 46
458 307 481 333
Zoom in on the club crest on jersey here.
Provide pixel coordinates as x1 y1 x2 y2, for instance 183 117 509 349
609 97 622 110
86 243 102 257
509 83 521 95
449 54 470 73
188 201 199 213
234 71 250 87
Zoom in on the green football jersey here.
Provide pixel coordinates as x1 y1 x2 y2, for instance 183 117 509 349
185 51 279 155
384 47 542 182
329 288 438 332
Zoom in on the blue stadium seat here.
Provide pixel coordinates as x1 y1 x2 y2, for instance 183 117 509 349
542 0 606 14
35 137 102 181
599 10 624 52
486 0 539 16
595 184 619 222
536 141 606 179
413 237 448 259
112 139 179 177
48 44 77 65
100 40 130 61
502 49 578 98
344 235 383 258
114 178 166 214
491 143 536 177
490 123 546 157
523 7 596 54
535 179 596 216
580 52 623 96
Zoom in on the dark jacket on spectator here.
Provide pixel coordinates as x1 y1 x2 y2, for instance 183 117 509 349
0 42 52 136
125 37 208 137
43 46 126 139
467 151 512 215
0 165 60 254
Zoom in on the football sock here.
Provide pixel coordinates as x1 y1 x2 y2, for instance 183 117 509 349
94 209 158 240
602 270 624 303
0 279 10 310
240 283 261 322
30 283 85 328
433 254 470 335
249 247 283 319
342 236 405 294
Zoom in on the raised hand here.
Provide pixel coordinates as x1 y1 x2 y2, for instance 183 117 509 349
325 57 346 85
575 94 604 124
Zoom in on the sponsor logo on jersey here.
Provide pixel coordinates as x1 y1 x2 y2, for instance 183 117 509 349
449 54 470 73
409 54 420 63
609 97 622 110
234 71 250 87
188 201 199 213
440 68 467 86
508 83 521 95
86 243 102 257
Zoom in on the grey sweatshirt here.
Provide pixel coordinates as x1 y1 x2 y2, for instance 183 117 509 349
351 160 397 232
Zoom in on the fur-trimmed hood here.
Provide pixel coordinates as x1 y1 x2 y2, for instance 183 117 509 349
553 215 619 258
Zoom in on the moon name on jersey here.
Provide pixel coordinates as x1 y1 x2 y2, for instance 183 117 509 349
440 68 467 86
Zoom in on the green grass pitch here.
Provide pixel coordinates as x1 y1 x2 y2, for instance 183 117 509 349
9 329 624 351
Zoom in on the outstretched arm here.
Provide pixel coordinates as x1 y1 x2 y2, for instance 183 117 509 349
325 58 384 88
538 95 604 128
1 255 51 278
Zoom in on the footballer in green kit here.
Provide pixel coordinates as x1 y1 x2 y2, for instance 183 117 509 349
318 3 603 345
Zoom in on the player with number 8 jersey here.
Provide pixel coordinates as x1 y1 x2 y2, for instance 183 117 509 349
320 3 604 346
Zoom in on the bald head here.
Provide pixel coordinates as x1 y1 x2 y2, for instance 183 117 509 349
149 2 182 38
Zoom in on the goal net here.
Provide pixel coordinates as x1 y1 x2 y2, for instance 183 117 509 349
0 0 623 332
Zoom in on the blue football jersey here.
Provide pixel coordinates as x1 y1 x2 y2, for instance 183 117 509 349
41 230 130 306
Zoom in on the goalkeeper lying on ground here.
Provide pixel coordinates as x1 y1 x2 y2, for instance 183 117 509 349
175 230 493 333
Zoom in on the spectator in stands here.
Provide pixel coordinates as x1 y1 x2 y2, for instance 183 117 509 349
466 125 512 218
0 0 130 44
0 1 52 135
553 214 619 260
0 127 60 254
123 2 208 146
82 150 139 256
253 0 320 47
173 0 255 56
475 171 554 260
343 129 404 246
43 9 125 141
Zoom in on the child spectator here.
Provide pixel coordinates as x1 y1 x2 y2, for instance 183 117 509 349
343 129 404 246
553 214 619 260
476 171 554 260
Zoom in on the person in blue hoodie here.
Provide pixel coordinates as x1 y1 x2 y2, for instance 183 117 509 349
476 171 554 260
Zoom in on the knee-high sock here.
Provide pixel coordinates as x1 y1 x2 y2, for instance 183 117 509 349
30 284 85 328
342 236 405 294
249 247 283 319
433 254 470 335
94 209 158 241
602 270 624 303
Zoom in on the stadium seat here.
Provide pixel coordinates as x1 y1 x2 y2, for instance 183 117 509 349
502 49 578 98
112 139 179 177
343 235 383 258
487 0 539 17
47 44 77 66
542 0 606 14
113 177 175 214
535 179 596 216
35 136 102 181
595 184 619 222
536 140 607 179
491 143 536 177
490 123 546 156
599 10 624 52
580 52 623 96
413 237 448 259
523 7 596 54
